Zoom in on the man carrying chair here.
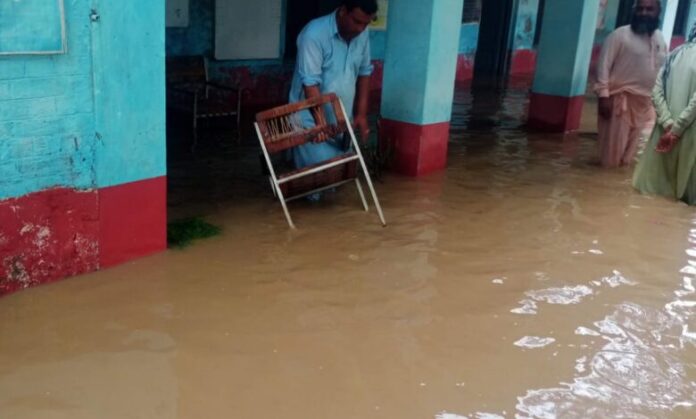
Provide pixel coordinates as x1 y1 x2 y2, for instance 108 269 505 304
288 0 378 201
253 0 385 229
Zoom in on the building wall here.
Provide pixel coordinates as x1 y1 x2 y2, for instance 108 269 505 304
0 0 99 294
167 0 214 57
167 0 633 100
686 0 696 38
165 0 484 106
0 0 97 202
0 0 166 296
510 0 540 75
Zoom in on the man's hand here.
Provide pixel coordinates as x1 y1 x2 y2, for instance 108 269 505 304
353 115 370 143
311 107 329 142
656 130 679 153
598 97 613 119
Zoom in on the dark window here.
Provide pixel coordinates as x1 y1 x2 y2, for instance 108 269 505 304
673 0 691 37
616 0 633 27
533 0 545 47
285 0 340 60
462 0 482 24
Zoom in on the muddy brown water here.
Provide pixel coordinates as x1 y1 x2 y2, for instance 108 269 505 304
1 84 695 418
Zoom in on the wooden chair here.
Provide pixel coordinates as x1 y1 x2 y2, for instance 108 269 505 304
166 55 242 149
254 93 386 229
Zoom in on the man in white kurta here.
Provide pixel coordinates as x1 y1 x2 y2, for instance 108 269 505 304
595 0 667 167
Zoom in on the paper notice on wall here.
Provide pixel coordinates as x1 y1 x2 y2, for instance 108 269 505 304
370 0 388 30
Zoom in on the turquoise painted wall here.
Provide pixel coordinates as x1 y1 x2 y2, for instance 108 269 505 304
689 0 696 36
1 0 166 201
513 0 539 50
381 0 465 125
166 0 213 57
0 0 66 54
533 0 600 97
595 0 621 43
370 31 387 60
91 0 166 188
459 23 480 55
0 0 96 201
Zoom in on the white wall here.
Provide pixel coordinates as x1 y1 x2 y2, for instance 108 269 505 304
215 0 284 60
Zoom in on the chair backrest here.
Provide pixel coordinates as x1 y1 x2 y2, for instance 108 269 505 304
166 55 208 85
255 93 348 154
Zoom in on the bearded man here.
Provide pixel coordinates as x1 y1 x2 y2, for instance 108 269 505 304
595 0 667 167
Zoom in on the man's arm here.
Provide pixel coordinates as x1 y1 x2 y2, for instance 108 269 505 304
595 32 619 119
297 33 328 140
353 40 374 142
652 66 674 130
304 85 322 99
353 75 371 141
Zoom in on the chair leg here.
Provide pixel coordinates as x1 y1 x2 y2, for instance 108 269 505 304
236 94 242 145
191 115 198 152
235 114 241 145
355 178 368 212
353 136 387 226
360 161 387 226
255 122 295 229
269 176 278 198
276 189 295 229
192 95 199 152
336 97 387 227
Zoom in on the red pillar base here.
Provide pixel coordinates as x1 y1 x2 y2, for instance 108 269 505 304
379 119 450 176
99 177 167 268
511 49 537 75
528 92 585 132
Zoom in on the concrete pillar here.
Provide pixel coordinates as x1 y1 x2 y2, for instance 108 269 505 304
380 0 464 176
528 0 600 132
687 1 696 35
687 0 696 38
510 0 540 75
596 0 622 43
661 0 680 45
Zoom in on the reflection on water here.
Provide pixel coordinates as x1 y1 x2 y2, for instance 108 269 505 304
517 299 696 418
1 80 695 418
513 336 556 349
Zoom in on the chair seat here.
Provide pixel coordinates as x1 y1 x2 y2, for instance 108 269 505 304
278 153 358 197
196 103 238 117
278 153 356 180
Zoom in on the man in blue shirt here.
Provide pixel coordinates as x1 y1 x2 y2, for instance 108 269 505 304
289 0 378 171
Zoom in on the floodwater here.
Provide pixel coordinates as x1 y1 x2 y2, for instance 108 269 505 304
2 81 696 418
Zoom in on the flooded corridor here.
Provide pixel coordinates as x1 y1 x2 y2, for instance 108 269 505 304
1 84 696 418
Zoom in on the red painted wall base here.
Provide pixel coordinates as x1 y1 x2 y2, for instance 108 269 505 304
99 177 167 268
0 176 167 296
0 189 99 295
380 119 450 177
528 92 585 132
511 49 537 75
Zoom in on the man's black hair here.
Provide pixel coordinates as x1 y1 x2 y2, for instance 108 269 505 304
633 0 662 14
343 0 379 15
